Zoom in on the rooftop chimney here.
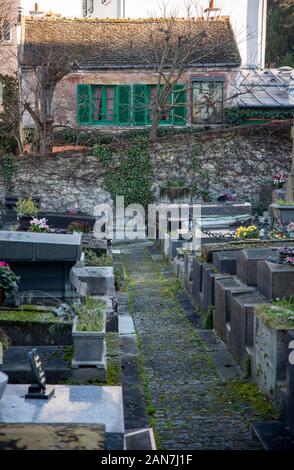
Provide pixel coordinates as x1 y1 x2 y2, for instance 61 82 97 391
205 0 221 19
30 2 44 16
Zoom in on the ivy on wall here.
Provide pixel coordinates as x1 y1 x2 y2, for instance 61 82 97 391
93 139 153 207
2 154 16 194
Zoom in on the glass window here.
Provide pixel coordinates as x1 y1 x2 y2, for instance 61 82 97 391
192 81 223 124
1 22 11 42
91 85 116 124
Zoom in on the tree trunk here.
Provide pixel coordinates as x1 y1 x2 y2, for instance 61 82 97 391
149 107 160 142
38 119 54 154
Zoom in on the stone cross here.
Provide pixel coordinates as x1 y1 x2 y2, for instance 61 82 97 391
285 117 294 204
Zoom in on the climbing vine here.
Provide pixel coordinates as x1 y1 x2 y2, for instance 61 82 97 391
2 154 16 194
93 139 153 207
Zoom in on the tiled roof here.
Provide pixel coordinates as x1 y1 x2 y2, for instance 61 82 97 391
23 17 241 70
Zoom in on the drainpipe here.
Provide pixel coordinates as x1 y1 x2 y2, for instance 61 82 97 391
260 0 268 69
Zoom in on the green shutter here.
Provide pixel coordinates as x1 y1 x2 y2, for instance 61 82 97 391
133 85 148 126
117 85 131 125
77 84 90 125
173 84 187 126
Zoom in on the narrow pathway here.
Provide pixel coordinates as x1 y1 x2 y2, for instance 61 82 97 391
119 242 275 450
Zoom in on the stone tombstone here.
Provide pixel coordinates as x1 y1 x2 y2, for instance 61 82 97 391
229 291 266 371
212 250 238 275
214 276 255 346
0 231 82 300
236 248 277 286
258 260 294 300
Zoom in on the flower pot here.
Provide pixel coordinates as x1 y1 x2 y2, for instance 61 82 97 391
0 289 4 306
0 371 8 400
71 314 106 368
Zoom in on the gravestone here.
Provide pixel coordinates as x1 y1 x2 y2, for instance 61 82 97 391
253 312 294 401
0 231 82 301
214 276 255 345
190 257 205 308
212 250 238 275
200 265 229 312
257 261 294 300
230 291 266 371
70 266 115 297
236 248 277 286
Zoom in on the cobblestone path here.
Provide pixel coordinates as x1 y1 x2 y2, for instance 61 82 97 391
120 242 276 450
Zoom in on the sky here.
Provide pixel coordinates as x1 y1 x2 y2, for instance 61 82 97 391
21 1 237 18
22 0 82 16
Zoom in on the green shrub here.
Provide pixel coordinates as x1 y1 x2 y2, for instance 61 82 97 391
15 198 39 218
74 297 105 332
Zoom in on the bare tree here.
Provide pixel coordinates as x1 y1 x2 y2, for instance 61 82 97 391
129 1 256 140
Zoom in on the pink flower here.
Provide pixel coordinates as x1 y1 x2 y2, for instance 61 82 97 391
0 262 8 268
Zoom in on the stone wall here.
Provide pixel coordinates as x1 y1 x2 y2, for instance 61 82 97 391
0 123 292 214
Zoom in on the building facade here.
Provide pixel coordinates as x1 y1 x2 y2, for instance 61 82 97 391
21 16 241 130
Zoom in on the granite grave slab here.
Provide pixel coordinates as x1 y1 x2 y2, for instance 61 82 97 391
230 291 266 371
214 276 255 343
0 384 124 449
257 261 294 300
236 248 277 286
0 231 82 300
253 312 294 401
212 250 238 275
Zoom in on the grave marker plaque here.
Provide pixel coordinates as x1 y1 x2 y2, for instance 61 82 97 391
25 348 55 400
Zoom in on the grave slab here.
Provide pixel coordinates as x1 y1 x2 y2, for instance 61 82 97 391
0 423 105 450
212 250 238 275
214 276 255 343
0 231 82 300
252 421 294 450
236 248 277 286
257 261 294 300
253 312 294 401
230 291 266 371
200 265 230 312
183 251 194 294
0 384 124 449
70 266 115 297
190 257 206 308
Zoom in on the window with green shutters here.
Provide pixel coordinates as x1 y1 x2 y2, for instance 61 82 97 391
77 84 131 126
77 83 187 127
133 84 187 126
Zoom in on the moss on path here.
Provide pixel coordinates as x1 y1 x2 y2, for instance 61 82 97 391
120 242 278 450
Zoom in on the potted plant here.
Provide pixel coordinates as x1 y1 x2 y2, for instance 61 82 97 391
233 225 259 240
29 217 49 233
67 221 91 234
0 262 20 306
71 297 106 368
15 198 39 230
